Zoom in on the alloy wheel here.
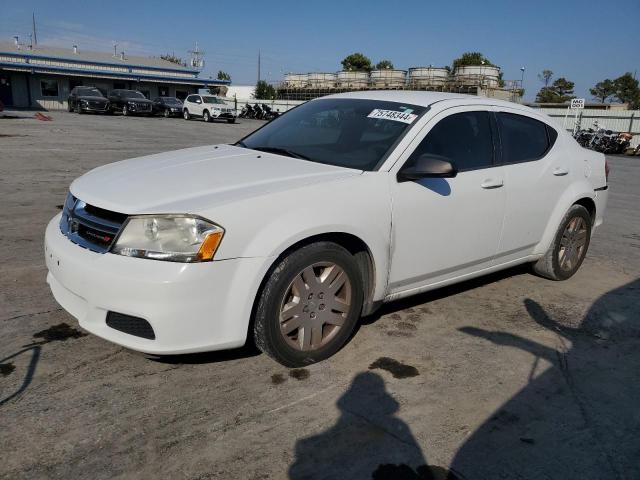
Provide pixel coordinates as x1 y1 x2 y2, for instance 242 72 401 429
279 262 352 351
558 217 588 271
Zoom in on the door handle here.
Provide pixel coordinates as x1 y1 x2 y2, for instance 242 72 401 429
481 179 504 189
553 167 569 176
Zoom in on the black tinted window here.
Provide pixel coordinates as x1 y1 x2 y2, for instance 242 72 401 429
408 111 494 171
497 113 550 163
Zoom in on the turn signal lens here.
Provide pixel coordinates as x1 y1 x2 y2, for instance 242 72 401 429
197 231 224 261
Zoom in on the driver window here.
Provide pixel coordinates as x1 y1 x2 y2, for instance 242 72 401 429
407 111 494 172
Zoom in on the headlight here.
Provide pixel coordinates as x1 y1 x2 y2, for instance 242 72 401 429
128 101 136 106
112 215 224 263
80 99 88 104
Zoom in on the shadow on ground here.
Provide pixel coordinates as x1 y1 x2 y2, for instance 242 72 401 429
451 277 640 479
287 277 640 479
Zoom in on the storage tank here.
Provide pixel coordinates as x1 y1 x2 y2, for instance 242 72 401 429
336 71 369 89
369 69 407 88
307 73 337 89
283 73 308 88
407 67 449 87
454 65 500 87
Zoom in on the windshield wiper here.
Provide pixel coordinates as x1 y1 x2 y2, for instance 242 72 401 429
250 146 310 160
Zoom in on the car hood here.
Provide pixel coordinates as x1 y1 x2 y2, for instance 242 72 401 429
77 95 108 101
122 97 152 103
70 144 361 214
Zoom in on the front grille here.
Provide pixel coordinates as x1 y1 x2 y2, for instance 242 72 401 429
135 103 151 111
88 101 106 109
60 193 126 253
106 312 155 340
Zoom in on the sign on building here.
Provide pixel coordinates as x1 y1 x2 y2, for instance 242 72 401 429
570 98 585 110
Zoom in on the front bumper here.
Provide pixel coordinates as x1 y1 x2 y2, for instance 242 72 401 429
80 103 109 113
45 214 269 355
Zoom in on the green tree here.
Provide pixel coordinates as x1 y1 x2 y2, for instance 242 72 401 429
535 75 575 103
341 52 373 72
590 79 616 103
375 59 394 70
217 70 231 81
538 69 553 88
552 77 575 102
613 72 640 108
160 53 186 66
452 52 494 70
255 80 276 99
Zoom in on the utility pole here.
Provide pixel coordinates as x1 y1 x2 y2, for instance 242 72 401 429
257 50 261 84
32 12 37 46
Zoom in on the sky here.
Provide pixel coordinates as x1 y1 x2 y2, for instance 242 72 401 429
1 0 638 101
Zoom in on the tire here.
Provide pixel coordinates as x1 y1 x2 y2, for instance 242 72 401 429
74 103 82 114
533 204 592 281
164 109 170 118
122 104 129 116
253 242 364 367
203 110 210 123
227 118 236 124
67 101 73 112
183 109 190 120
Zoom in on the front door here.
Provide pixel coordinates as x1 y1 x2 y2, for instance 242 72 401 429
388 107 506 295
0 75 13 106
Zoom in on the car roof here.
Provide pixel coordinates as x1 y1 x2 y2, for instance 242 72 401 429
323 90 535 113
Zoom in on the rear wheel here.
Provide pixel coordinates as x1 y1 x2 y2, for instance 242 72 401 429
254 242 364 367
183 108 190 120
533 204 592 280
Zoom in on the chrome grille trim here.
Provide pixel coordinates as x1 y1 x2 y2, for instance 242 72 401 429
60 193 126 253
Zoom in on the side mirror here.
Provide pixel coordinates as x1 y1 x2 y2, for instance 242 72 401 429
397 154 457 182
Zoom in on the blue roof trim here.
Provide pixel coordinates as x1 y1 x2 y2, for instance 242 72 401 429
0 50 199 75
0 61 230 86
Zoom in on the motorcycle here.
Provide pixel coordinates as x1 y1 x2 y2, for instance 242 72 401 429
261 103 280 121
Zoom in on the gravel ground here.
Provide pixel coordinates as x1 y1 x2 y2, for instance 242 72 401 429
1 111 639 480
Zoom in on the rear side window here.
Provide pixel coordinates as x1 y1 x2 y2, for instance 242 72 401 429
497 113 551 163
407 111 494 171
186 95 197 102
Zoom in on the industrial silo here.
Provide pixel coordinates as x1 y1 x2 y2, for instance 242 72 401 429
307 73 337 89
283 73 309 88
336 71 369 89
369 69 407 88
454 65 501 87
407 67 449 88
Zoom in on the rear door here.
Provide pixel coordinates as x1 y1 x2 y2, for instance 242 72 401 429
494 109 567 262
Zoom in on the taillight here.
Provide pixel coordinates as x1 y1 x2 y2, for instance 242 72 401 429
605 159 610 183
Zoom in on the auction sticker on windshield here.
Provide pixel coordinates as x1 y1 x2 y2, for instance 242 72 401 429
367 109 417 124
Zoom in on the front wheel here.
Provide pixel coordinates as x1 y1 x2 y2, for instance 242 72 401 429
253 242 364 367
533 204 592 281
227 118 236 124
122 104 129 116
183 109 190 120
164 109 170 118
203 110 211 123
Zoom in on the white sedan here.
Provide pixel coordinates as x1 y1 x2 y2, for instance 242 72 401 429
44 91 608 366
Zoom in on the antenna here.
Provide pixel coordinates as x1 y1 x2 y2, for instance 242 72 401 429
32 12 37 46
188 41 205 69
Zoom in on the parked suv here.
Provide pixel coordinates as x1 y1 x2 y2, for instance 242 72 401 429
45 92 608 367
68 87 109 114
152 96 183 117
108 89 153 116
183 94 237 123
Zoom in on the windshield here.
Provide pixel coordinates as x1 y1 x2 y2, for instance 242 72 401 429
203 96 226 104
122 91 146 99
162 97 182 104
239 98 426 171
76 87 103 96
